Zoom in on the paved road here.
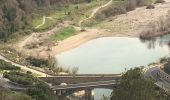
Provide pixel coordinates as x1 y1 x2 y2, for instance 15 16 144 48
51 80 116 90
144 65 170 92
0 74 27 90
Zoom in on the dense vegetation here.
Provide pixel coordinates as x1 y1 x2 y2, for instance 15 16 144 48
26 56 51 68
0 86 32 100
0 59 20 70
3 71 40 85
27 82 56 100
3 71 56 100
111 68 169 100
0 0 93 42
163 57 170 74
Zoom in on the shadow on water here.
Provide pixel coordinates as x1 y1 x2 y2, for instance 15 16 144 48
139 34 170 49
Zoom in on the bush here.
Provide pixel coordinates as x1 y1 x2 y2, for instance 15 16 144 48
0 86 33 100
3 71 40 85
146 5 155 9
154 0 165 4
140 10 170 38
26 56 49 68
27 71 32 75
24 43 39 49
2 71 56 100
164 60 170 74
27 82 56 100
0 59 20 70
95 0 148 21
111 68 167 100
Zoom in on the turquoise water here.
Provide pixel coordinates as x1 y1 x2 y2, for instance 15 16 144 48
56 36 170 99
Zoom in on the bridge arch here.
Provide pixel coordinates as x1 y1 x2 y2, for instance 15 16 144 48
55 86 116 97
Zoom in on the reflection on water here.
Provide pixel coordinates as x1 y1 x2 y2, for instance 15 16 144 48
56 37 169 74
56 34 170 99
140 34 170 49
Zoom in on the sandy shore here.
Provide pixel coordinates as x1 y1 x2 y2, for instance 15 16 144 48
17 27 138 59
51 0 170 57
50 28 138 56
16 0 170 58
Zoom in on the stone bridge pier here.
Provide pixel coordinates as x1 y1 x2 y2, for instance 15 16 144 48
84 89 94 100
55 89 94 100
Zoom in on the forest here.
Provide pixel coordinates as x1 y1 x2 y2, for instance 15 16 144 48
0 0 92 42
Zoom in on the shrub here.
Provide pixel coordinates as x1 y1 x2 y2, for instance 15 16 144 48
140 10 170 38
111 68 165 100
154 0 165 4
0 86 32 100
3 71 40 85
24 43 39 49
164 59 170 74
26 56 49 68
146 5 155 9
0 59 20 70
125 0 137 11
27 82 56 100
95 0 148 21
2 71 56 100
27 71 32 75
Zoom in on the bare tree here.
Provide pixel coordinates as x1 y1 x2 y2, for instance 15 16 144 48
71 67 79 76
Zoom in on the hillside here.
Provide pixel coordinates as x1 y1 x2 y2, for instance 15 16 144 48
95 0 170 36
0 0 96 41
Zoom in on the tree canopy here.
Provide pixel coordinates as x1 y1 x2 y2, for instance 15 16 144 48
0 0 90 42
111 68 168 100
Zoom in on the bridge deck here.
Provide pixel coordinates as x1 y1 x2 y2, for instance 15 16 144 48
40 74 121 84
51 80 116 90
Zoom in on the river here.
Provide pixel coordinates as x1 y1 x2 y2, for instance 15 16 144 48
56 34 170 99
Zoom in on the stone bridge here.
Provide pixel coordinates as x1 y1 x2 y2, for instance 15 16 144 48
40 74 121 100
40 74 121 85
51 80 117 100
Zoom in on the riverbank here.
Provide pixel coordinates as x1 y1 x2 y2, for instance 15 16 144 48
50 28 138 56
15 0 170 59
95 0 170 35
16 27 138 59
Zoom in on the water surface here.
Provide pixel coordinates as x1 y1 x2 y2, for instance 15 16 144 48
56 37 169 74
56 35 170 99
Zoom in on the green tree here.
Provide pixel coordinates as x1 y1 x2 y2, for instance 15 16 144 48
27 82 56 100
163 58 170 74
111 68 163 100
0 86 32 100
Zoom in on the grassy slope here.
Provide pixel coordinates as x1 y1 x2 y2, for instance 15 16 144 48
32 0 109 31
51 26 76 40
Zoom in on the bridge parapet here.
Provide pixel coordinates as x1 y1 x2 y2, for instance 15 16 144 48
158 69 170 83
40 74 121 84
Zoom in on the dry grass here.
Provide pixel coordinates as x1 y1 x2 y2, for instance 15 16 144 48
140 10 170 38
